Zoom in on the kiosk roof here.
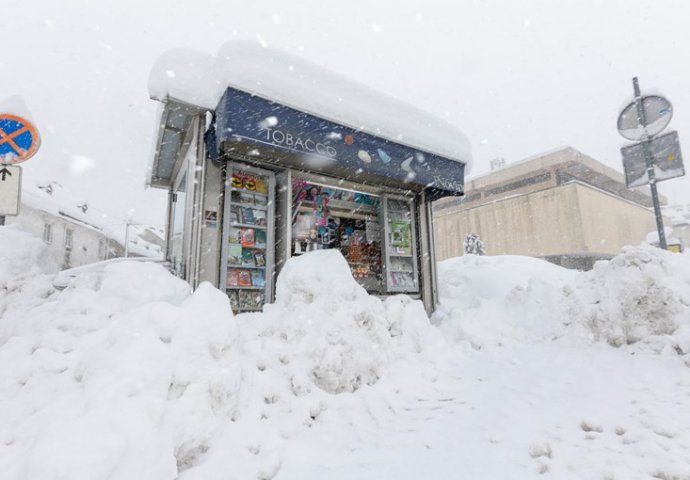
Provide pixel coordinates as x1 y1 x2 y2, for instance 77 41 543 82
149 41 472 172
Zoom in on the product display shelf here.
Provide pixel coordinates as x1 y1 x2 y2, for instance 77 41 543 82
383 197 419 292
224 165 274 314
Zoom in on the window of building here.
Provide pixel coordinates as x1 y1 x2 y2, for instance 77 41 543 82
42 224 53 244
64 228 74 251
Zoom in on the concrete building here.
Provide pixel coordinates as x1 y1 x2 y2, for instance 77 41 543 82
433 147 661 270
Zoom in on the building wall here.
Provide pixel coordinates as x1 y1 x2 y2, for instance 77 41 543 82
434 182 658 262
6 205 112 269
434 183 586 260
575 184 658 254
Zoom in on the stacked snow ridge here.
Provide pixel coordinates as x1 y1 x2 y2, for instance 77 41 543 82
0 229 445 480
436 246 690 361
0 228 241 479
566 245 690 354
253 249 443 394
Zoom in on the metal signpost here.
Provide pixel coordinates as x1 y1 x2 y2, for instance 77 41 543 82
617 78 684 250
0 112 41 225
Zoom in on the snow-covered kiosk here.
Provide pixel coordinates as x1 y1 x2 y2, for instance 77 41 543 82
147 42 471 314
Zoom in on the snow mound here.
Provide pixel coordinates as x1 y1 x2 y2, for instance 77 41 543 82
433 254 578 349
435 247 690 361
0 225 58 284
257 249 441 394
565 246 690 353
0 259 240 480
0 240 450 479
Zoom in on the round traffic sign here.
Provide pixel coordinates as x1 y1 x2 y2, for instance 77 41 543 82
0 114 41 164
617 95 673 141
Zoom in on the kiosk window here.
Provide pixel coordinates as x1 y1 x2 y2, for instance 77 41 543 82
291 178 384 293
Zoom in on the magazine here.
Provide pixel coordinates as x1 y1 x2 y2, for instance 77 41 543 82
241 249 255 267
251 269 265 287
227 269 240 287
228 244 242 265
253 251 266 267
241 228 255 247
238 269 252 287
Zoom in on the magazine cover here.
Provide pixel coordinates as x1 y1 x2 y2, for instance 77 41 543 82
227 269 240 287
241 228 256 247
241 249 255 267
251 269 265 287
227 227 241 244
253 251 265 267
228 244 242 265
238 269 252 287
240 207 255 225
389 220 411 255
255 229 266 248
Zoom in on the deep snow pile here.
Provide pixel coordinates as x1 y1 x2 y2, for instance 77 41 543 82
172 250 452 480
434 253 579 349
565 246 690 354
0 224 58 284
436 246 690 364
0 228 448 480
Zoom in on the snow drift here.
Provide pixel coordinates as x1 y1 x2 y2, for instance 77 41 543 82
435 246 690 363
0 227 445 480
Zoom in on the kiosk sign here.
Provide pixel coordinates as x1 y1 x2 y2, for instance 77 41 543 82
0 114 41 164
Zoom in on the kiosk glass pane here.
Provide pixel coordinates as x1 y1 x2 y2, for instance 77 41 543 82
383 197 419 292
291 177 385 293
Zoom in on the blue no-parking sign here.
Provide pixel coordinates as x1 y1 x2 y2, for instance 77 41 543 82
0 114 40 164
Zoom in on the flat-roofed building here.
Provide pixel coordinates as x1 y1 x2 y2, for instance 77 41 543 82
433 147 662 270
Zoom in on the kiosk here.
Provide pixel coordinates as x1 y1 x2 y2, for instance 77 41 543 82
147 42 471 314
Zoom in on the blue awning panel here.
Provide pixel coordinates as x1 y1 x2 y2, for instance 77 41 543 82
210 87 465 200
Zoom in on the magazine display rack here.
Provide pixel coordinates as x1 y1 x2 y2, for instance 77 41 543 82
383 196 419 292
222 164 274 313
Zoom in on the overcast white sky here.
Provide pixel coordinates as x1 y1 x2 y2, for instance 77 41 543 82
3 0 690 225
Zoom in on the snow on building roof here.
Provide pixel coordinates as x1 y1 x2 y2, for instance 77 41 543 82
148 41 472 171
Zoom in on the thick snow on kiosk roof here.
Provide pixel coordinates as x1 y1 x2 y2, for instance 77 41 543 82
149 41 472 171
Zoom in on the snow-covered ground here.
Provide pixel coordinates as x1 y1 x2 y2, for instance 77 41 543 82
1 225 689 479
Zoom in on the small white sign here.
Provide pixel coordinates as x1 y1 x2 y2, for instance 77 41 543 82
0 164 21 216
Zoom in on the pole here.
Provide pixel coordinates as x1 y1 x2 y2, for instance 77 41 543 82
633 77 667 250
0 215 4 226
124 220 130 258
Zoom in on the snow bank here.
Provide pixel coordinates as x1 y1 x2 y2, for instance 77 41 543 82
255 250 442 394
0 225 57 283
436 247 690 362
0 255 240 480
433 254 578 349
565 246 690 353
0 228 449 479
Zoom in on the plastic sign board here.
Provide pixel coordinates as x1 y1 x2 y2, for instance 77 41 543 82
621 130 685 188
0 165 21 216
0 114 41 164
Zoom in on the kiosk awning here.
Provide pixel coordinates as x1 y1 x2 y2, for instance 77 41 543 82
208 87 466 200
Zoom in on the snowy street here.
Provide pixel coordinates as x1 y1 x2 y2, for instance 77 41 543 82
2 224 690 479
279 343 690 479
